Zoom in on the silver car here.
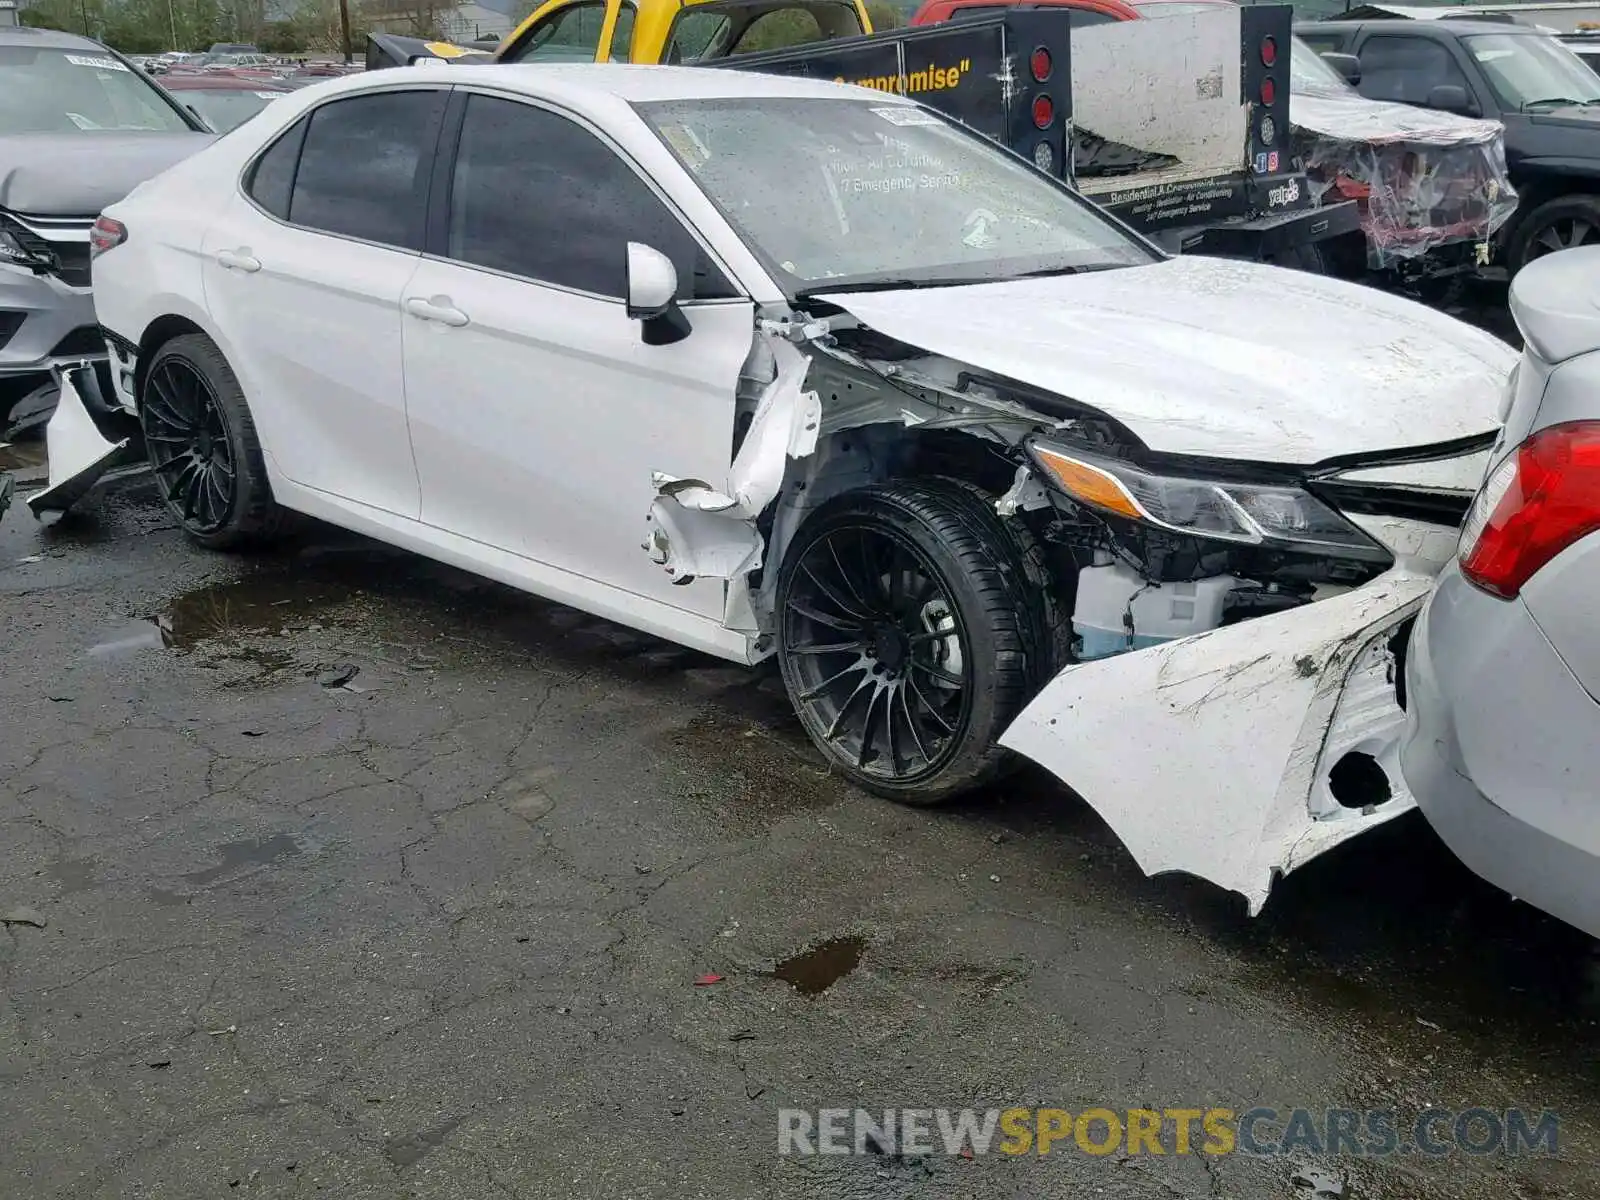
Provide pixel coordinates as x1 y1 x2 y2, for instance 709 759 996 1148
0 25 209 427
1402 244 1600 940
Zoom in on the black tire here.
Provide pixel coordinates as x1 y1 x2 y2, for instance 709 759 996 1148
140 333 287 550
774 478 1057 806
1506 194 1600 276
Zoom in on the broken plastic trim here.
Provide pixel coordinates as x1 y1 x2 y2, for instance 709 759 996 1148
26 365 144 523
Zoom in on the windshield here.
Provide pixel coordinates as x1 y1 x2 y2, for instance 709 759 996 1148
174 88 282 132
635 97 1158 293
1291 36 1357 96
1464 33 1600 109
0 46 194 132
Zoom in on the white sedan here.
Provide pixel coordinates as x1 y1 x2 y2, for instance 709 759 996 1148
66 63 1517 913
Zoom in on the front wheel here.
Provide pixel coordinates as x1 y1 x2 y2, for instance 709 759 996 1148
1506 194 1600 276
774 479 1053 806
140 333 287 550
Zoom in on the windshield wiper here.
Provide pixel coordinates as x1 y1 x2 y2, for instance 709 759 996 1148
795 276 992 298
1521 96 1587 111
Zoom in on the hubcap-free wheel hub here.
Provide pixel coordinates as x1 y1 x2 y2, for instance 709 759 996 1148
781 525 973 783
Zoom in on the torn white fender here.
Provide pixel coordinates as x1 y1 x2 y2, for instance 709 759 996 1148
26 369 132 524
645 337 821 580
999 567 1437 914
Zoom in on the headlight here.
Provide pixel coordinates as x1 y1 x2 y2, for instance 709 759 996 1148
1030 441 1389 561
0 217 51 272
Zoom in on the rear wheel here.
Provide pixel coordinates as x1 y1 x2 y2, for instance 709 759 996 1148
140 334 286 550
775 479 1054 806
1507 195 1600 276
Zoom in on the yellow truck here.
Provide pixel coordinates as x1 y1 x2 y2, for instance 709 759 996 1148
408 0 875 67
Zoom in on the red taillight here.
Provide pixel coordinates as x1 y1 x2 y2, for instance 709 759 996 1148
1459 421 1600 599
1260 76 1276 106
89 216 127 260
1030 46 1052 82
1261 35 1278 67
1032 94 1054 129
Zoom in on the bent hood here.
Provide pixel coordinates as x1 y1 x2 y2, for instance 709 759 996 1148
819 255 1517 464
1291 89 1505 147
0 132 213 217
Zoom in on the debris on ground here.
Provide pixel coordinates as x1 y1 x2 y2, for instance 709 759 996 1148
693 973 724 986
1 906 47 928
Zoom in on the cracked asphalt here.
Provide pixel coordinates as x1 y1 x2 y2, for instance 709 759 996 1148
1 464 1598 1200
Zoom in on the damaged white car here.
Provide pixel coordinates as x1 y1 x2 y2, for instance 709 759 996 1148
64 64 1518 913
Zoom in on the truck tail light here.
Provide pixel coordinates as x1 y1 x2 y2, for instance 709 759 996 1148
89 216 127 260
1030 46 1052 82
1459 421 1600 599
1261 34 1277 67
1032 94 1054 129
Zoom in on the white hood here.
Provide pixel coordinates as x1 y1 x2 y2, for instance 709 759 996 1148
819 256 1517 464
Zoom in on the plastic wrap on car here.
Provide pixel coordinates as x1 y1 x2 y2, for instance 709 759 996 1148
1290 95 1518 269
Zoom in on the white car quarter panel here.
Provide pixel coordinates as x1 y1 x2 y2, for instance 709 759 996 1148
402 257 756 622
200 194 424 518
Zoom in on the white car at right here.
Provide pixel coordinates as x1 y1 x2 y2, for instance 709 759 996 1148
61 63 1518 915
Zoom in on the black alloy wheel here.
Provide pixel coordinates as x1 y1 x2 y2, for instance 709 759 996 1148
782 521 975 786
139 333 287 550
143 355 236 536
775 480 1062 806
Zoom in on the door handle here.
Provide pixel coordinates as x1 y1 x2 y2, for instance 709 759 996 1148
216 248 261 273
404 296 469 327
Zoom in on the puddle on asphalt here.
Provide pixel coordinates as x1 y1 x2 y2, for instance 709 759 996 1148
44 855 98 894
773 936 867 996
182 834 303 886
383 1117 463 1169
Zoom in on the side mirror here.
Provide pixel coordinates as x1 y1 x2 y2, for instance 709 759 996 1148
1426 83 1480 116
625 242 690 346
1320 51 1362 86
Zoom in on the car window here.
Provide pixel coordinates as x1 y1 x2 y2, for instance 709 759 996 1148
638 95 1158 293
1356 35 1470 105
1464 33 1600 110
609 2 637 59
180 88 283 132
666 10 729 61
287 90 446 251
1291 35 1356 96
729 9 825 53
0 45 193 132
1297 32 1344 56
504 2 609 62
245 114 308 219
445 94 737 301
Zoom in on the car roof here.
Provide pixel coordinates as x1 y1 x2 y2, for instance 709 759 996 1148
326 62 920 107
1307 17 1545 35
0 25 112 51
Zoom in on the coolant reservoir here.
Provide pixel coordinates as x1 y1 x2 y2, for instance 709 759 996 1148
1072 563 1241 660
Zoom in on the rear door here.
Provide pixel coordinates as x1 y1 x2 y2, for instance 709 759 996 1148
199 86 449 518
400 89 755 621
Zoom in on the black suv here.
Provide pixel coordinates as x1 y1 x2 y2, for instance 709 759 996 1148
1299 18 1600 274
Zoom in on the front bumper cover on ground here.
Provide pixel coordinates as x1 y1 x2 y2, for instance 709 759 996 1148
1000 566 1434 914
25 364 144 523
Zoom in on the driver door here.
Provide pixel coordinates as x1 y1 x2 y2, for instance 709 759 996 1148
401 90 754 625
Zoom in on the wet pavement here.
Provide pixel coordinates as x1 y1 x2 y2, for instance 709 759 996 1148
1 450 1598 1198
